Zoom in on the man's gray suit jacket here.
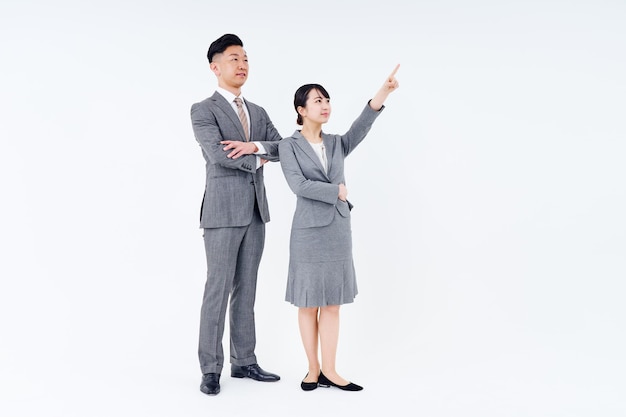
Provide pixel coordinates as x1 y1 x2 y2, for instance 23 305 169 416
191 92 281 228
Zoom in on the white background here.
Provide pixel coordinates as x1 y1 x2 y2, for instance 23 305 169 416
1 1 625 416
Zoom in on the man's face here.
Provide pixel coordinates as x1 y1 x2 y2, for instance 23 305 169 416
211 45 248 90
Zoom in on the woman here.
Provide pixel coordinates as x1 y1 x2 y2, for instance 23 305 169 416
278 65 400 391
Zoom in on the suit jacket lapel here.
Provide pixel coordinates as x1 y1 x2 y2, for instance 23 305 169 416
246 99 260 141
212 92 247 141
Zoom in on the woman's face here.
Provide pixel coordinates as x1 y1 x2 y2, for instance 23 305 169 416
300 89 331 125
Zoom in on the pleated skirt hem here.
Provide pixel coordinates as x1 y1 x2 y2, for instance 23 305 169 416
285 259 358 308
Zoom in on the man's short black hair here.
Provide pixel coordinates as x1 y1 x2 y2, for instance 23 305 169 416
207 34 244 63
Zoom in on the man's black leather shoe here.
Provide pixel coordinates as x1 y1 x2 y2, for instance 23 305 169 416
200 373 221 395
231 364 280 382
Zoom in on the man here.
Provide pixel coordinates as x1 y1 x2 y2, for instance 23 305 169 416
190 33 282 396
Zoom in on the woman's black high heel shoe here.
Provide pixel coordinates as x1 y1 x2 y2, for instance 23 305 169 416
318 372 363 391
301 372 319 391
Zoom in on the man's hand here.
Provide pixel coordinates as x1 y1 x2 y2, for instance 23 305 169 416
221 140 258 159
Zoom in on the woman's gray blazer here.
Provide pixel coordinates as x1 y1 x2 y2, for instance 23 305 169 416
279 103 384 229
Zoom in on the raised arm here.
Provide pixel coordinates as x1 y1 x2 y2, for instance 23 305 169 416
369 64 400 111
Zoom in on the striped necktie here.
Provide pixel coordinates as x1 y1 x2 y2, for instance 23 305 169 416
233 97 249 141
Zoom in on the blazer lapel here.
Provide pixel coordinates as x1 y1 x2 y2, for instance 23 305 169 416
293 131 330 181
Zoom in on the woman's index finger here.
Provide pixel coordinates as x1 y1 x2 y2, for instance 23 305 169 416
389 64 400 79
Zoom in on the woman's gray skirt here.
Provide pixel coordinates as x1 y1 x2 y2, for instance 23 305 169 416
285 213 358 307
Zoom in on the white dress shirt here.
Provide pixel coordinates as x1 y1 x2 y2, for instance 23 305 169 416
308 141 328 174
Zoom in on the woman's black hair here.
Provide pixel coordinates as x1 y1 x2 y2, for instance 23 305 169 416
293 84 330 125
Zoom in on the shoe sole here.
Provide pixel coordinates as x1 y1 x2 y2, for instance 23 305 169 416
231 372 280 382
200 386 220 395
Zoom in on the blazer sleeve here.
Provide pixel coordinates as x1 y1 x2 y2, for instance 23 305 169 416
279 139 339 205
339 102 385 157
191 101 258 173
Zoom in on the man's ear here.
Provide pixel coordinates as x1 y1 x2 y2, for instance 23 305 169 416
210 62 219 76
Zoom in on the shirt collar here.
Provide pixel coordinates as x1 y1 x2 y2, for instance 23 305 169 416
216 87 244 104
